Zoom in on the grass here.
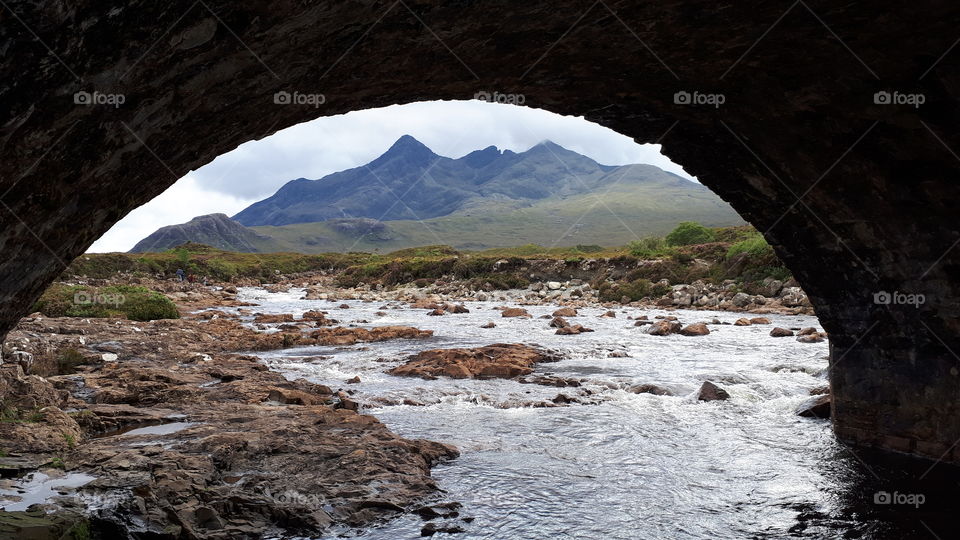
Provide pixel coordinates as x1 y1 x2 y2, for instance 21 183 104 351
32 284 179 321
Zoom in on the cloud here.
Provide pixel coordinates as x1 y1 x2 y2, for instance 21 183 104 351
89 100 696 252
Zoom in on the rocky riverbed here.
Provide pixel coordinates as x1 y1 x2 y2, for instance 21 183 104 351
0 276 845 538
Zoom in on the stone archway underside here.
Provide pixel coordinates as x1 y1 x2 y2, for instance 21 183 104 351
2 1 959 462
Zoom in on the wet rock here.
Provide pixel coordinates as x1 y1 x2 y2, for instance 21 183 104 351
335 391 360 411
517 375 582 387
734 318 752 326
443 304 470 314
546 281 563 290
339 304 351 309
549 316 570 328
421 522 466 536
552 307 577 317
770 327 795 337
607 350 629 357
731 292 752 308
628 384 674 396
797 333 826 343
698 381 730 401
253 313 294 324
810 385 830 395
387 344 560 379
797 394 831 418
500 308 531 318
797 327 818 336
555 325 593 335
428 309 446 316
749 317 771 325
600 311 616 318
480 322 496 329
645 320 682 336
679 323 710 336
346 376 361 384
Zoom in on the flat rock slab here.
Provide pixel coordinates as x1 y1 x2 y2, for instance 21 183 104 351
388 344 560 379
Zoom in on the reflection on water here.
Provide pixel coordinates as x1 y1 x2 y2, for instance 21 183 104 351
235 289 960 539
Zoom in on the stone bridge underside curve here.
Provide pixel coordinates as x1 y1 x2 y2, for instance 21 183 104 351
1 1 959 462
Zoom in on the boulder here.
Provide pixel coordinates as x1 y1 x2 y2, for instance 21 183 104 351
253 313 294 323
797 327 818 336
645 320 682 336
546 281 563 290
600 311 616 318
796 394 831 418
501 308 531 318
480 322 496 329
733 318 752 326
797 333 825 343
698 381 730 401
628 384 673 396
428 309 445 316
679 323 710 336
549 316 570 328
387 344 559 379
444 304 470 314
552 307 578 317
749 317 771 325
555 325 594 335
731 292 752 307
770 327 795 337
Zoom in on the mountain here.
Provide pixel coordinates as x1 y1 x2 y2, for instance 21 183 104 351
130 214 280 253
132 136 745 253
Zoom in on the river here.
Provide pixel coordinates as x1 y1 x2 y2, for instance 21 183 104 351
237 289 954 539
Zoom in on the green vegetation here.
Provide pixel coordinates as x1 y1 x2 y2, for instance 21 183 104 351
62 433 76 449
1 407 44 424
32 284 179 321
60 223 790 303
50 457 66 470
665 221 716 246
56 348 87 375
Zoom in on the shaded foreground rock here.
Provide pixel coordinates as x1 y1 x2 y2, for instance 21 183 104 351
770 327 795 337
387 344 560 379
645 320 682 336
0 316 454 538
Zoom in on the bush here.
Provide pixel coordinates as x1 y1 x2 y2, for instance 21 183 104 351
628 237 670 258
665 221 716 246
727 234 773 258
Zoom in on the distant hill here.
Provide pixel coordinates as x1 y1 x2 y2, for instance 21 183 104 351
130 214 280 253
132 136 745 253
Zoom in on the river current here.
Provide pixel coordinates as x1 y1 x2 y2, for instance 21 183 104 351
235 289 956 540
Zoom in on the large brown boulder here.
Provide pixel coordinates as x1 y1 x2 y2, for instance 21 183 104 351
645 320 682 336
552 307 578 317
679 323 710 336
733 318 752 326
549 316 570 328
770 327 795 337
501 308 531 318
387 344 560 379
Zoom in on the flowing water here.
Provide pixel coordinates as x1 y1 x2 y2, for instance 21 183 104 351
232 289 958 539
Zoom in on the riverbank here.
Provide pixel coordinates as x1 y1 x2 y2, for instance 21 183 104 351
1 272 821 538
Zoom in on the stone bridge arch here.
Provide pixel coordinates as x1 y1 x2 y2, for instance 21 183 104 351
2 1 959 462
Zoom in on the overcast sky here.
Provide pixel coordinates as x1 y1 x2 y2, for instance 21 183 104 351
89 100 696 252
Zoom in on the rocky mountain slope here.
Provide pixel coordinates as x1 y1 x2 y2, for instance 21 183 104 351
131 213 279 253
134 137 744 253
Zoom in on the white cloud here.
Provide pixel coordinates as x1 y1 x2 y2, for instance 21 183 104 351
90 100 697 252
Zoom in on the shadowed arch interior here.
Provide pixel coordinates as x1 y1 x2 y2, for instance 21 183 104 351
2 1 959 462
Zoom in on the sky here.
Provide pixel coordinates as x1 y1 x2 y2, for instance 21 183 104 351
89 100 696 252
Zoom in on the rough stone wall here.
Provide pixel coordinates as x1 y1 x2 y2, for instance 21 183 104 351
1 1 959 461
